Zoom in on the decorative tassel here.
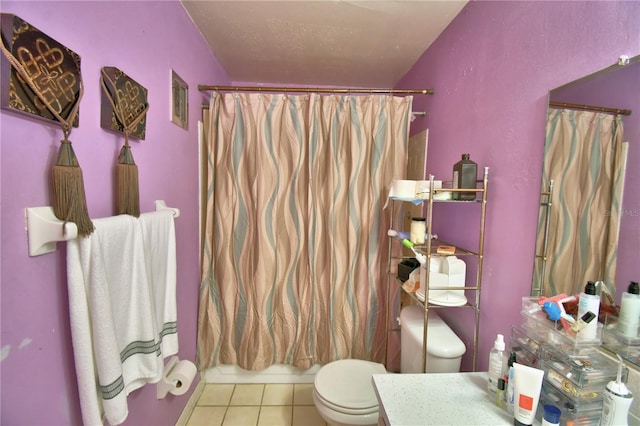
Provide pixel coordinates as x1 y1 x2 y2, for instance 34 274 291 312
115 144 140 217
52 140 94 236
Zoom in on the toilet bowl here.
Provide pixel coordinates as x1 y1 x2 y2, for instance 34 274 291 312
400 304 466 373
312 306 465 425
312 359 386 426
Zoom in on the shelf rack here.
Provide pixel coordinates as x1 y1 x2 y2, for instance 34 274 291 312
532 180 554 297
386 167 489 373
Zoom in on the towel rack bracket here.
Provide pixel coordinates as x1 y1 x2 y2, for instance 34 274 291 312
155 200 180 218
25 207 78 257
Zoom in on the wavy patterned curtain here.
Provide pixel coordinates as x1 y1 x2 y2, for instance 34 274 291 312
534 108 627 297
197 93 412 370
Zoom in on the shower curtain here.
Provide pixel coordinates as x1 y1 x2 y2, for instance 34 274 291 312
197 92 412 370
535 108 627 297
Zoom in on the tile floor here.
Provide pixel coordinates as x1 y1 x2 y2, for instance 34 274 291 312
185 383 327 426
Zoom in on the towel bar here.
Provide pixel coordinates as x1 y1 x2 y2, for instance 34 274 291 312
155 200 181 218
25 200 180 257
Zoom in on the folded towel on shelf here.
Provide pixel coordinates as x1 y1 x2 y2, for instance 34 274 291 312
139 210 178 357
67 215 167 425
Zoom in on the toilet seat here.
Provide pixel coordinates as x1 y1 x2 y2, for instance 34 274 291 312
314 359 386 415
313 389 378 415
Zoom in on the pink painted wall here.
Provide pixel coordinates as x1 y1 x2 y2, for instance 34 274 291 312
396 0 640 372
0 1 229 425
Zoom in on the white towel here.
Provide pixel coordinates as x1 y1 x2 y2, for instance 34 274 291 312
67 215 164 426
139 211 178 358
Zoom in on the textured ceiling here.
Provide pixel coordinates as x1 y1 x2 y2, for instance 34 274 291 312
181 1 468 88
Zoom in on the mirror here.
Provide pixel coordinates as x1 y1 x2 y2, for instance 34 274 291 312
532 56 640 363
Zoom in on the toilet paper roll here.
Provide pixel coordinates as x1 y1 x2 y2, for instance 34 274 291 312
391 180 417 199
383 179 424 209
165 359 197 396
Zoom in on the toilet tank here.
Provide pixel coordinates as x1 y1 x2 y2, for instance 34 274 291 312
400 305 466 374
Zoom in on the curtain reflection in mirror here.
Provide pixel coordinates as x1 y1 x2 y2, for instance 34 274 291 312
534 108 628 297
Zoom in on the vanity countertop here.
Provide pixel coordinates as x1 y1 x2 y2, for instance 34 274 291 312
372 372 513 426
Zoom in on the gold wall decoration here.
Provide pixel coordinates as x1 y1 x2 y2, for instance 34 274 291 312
100 66 148 140
0 13 81 126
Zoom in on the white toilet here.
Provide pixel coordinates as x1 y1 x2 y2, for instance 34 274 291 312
400 304 467 373
312 305 466 426
312 359 386 426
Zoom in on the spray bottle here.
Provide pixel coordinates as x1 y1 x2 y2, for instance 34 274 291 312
487 334 506 394
600 354 633 426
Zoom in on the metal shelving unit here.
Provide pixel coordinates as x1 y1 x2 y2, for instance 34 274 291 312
532 180 554 297
386 167 489 373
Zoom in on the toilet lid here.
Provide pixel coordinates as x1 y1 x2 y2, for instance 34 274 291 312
314 359 386 411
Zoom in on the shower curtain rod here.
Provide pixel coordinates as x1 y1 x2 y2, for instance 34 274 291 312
200 103 427 117
549 101 632 116
198 84 433 95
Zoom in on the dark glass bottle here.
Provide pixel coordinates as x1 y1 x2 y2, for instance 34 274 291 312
452 153 478 200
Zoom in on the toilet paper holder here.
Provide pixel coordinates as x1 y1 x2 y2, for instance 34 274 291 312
157 356 197 399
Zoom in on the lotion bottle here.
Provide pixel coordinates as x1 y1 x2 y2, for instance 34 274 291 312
487 334 506 394
577 281 600 340
618 281 640 339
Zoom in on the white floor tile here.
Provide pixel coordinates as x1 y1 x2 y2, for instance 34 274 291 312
187 406 227 426
293 383 315 406
223 406 260 426
292 406 326 426
258 405 293 426
230 384 265 406
262 384 294 406
199 384 236 406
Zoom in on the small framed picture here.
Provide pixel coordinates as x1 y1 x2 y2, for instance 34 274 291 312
171 69 188 130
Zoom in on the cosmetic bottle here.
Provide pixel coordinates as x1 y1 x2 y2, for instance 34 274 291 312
410 217 426 244
452 153 477 200
496 378 506 409
570 311 596 333
505 351 516 414
577 281 600 340
487 334 506 394
618 281 640 339
541 404 561 426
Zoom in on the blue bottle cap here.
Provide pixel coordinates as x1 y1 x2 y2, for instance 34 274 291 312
543 404 561 423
